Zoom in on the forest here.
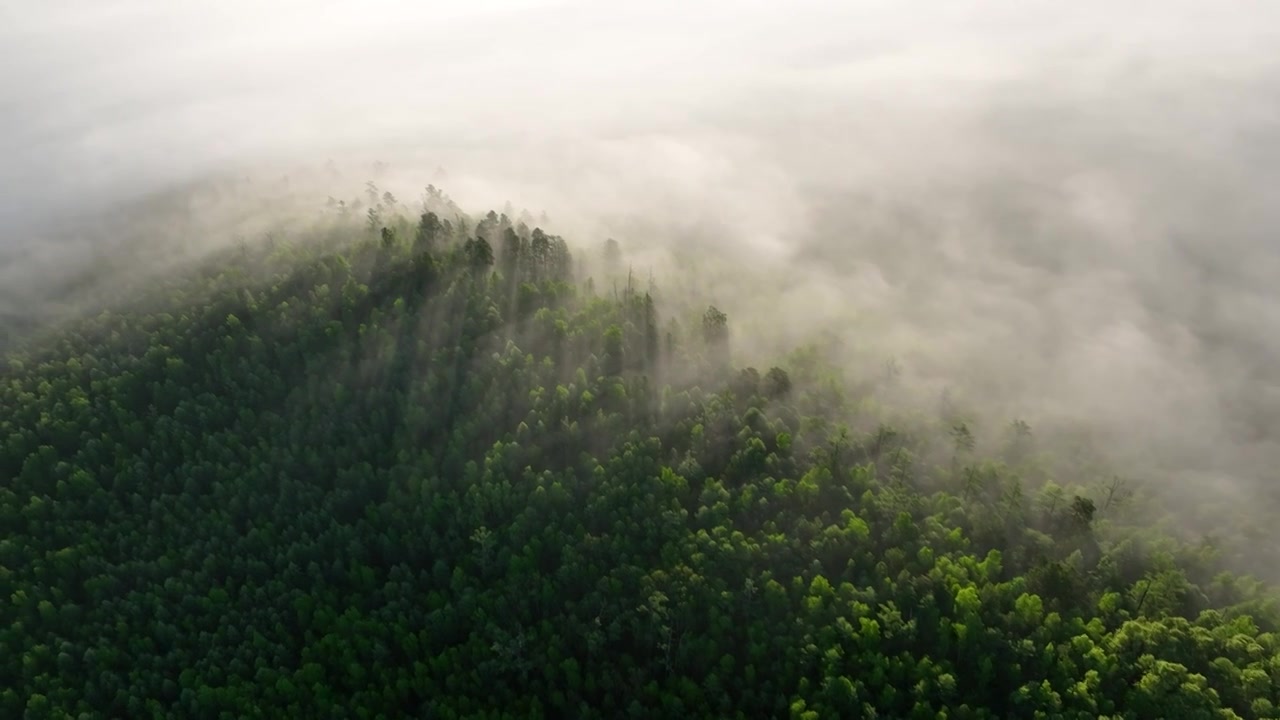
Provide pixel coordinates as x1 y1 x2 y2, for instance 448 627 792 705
3 184 1279 719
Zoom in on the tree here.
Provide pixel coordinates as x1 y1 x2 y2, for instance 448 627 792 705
415 212 443 251
702 305 729 370
763 367 792 399
603 239 622 274
531 229 551 279
603 325 623 377
465 236 495 270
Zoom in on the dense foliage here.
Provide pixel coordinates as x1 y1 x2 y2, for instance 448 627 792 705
3 189 1279 719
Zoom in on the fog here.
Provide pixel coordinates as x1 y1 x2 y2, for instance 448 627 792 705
4 2 1280 551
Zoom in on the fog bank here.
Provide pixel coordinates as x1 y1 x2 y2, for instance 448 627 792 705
4 2 1280 543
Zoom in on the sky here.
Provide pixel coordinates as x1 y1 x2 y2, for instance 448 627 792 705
3 0 1280 542
4 1 1274 221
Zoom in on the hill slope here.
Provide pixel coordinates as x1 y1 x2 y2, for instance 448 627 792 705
2 201 1278 719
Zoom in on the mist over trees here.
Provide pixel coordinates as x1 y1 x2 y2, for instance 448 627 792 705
2 191 1279 718
4 2 1280 717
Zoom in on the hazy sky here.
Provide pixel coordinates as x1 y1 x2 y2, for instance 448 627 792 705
4 1 1280 525
5 1 1276 221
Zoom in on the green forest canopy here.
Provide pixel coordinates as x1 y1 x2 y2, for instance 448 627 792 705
2 185 1279 719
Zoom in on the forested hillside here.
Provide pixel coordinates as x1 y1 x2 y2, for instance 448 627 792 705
3 189 1279 719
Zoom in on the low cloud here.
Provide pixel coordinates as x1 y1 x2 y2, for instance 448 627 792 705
4 1 1280 556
